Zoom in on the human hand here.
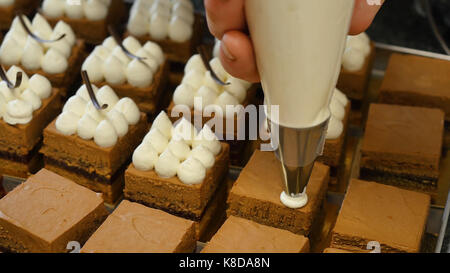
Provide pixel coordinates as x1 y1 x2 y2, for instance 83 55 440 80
205 0 384 82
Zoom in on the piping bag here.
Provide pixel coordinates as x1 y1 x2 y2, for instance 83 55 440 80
245 0 355 208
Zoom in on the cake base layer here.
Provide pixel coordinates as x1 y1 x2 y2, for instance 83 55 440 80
44 162 125 204
0 147 43 179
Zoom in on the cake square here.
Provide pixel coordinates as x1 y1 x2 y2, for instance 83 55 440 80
0 0 41 30
331 179 430 253
0 169 108 253
41 85 149 203
379 53 450 121
83 36 170 115
80 200 196 253
360 103 444 197
0 68 62 178
227 150 329 236
0 14 86 91
201 216 310 253
40 0 126 44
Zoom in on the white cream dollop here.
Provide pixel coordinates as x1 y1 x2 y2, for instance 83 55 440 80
132 143 159 171
325 89 348 140
151 111 173 138
193 125 222 156
143 128 169 154
42 0 111 20
177 156 206 185
342 32 371 72
55 84 141 147
190 145 215 169
155 148 180 178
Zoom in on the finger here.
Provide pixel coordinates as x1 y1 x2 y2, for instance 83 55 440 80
204 0 246 39
220 30 260 83
349 0 384 34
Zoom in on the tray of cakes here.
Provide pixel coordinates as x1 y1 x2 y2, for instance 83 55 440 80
0 1 449 254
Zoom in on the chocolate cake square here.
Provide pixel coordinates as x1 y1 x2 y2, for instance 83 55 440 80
0 88 62 178
360 103 444 197
81 200 196 253
0 169 108 253
41 0 126 44
227 150 329 236
379 54 450 121
331 179 430 253
201 216 310 253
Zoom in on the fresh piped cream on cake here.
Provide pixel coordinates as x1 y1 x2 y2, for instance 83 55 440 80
0 0 13 7
326 88 348 140
0 14 76 73
127 0 195 43
82 36 164 87
342 32 371 72
55 84 140 147
173 54 252 114
42 0 112 21
132 111 222 185
0 66 53 125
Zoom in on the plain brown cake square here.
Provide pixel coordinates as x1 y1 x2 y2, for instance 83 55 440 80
331 179 430 253
80 200 196 253
0 89 62 178
41 114 149 203
227 150 329 236
201 216 310 253
379 53 450 121
0 169 108 253
360 103 444 197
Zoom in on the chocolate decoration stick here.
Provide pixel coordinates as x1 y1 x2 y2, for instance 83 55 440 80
197 45 229 86
81 71 108 110
107 25 146 62
0 66 22 89
17 13 66 43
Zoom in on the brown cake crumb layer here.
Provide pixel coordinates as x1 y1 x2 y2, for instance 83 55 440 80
0 169 108 253
81 200 196 253
4 40 86 91
42 114 149 179
126 14 203 64
0 0 40 30
337 42 375 100
227 150 329 236
202 216 310 253
0 143 43 178
318 101 351 167
41 0 126 44
331 179 430 253
124 142 229 220
95 58 170 114
379 53 450 121
360 104 444 194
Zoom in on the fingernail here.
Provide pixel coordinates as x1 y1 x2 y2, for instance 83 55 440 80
221 42 236 61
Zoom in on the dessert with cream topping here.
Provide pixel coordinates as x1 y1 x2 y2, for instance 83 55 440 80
0 66 62 178
82 35 169 114
0 169 108 253
40 0 126 44
81 200 196 253
41 83 149 203
0 0 41 30
126 0 202 63
360 103 444 201
124 110 230 240
201 216 310 253
0 14 85 91
227 150 329 236
337 32 375 100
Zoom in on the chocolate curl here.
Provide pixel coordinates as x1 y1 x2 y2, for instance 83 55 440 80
17 13 66 43
81 70 108 110
197 45 230 86
0 66 22 89
107 25 147 62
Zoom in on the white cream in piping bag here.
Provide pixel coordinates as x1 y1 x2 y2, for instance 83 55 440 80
55 84 140 148
0 66 52 125
245 0 354 208
127 0 194 43
82 36 164 88
132 111 222 185
0 14 76 74
42 0 112 21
